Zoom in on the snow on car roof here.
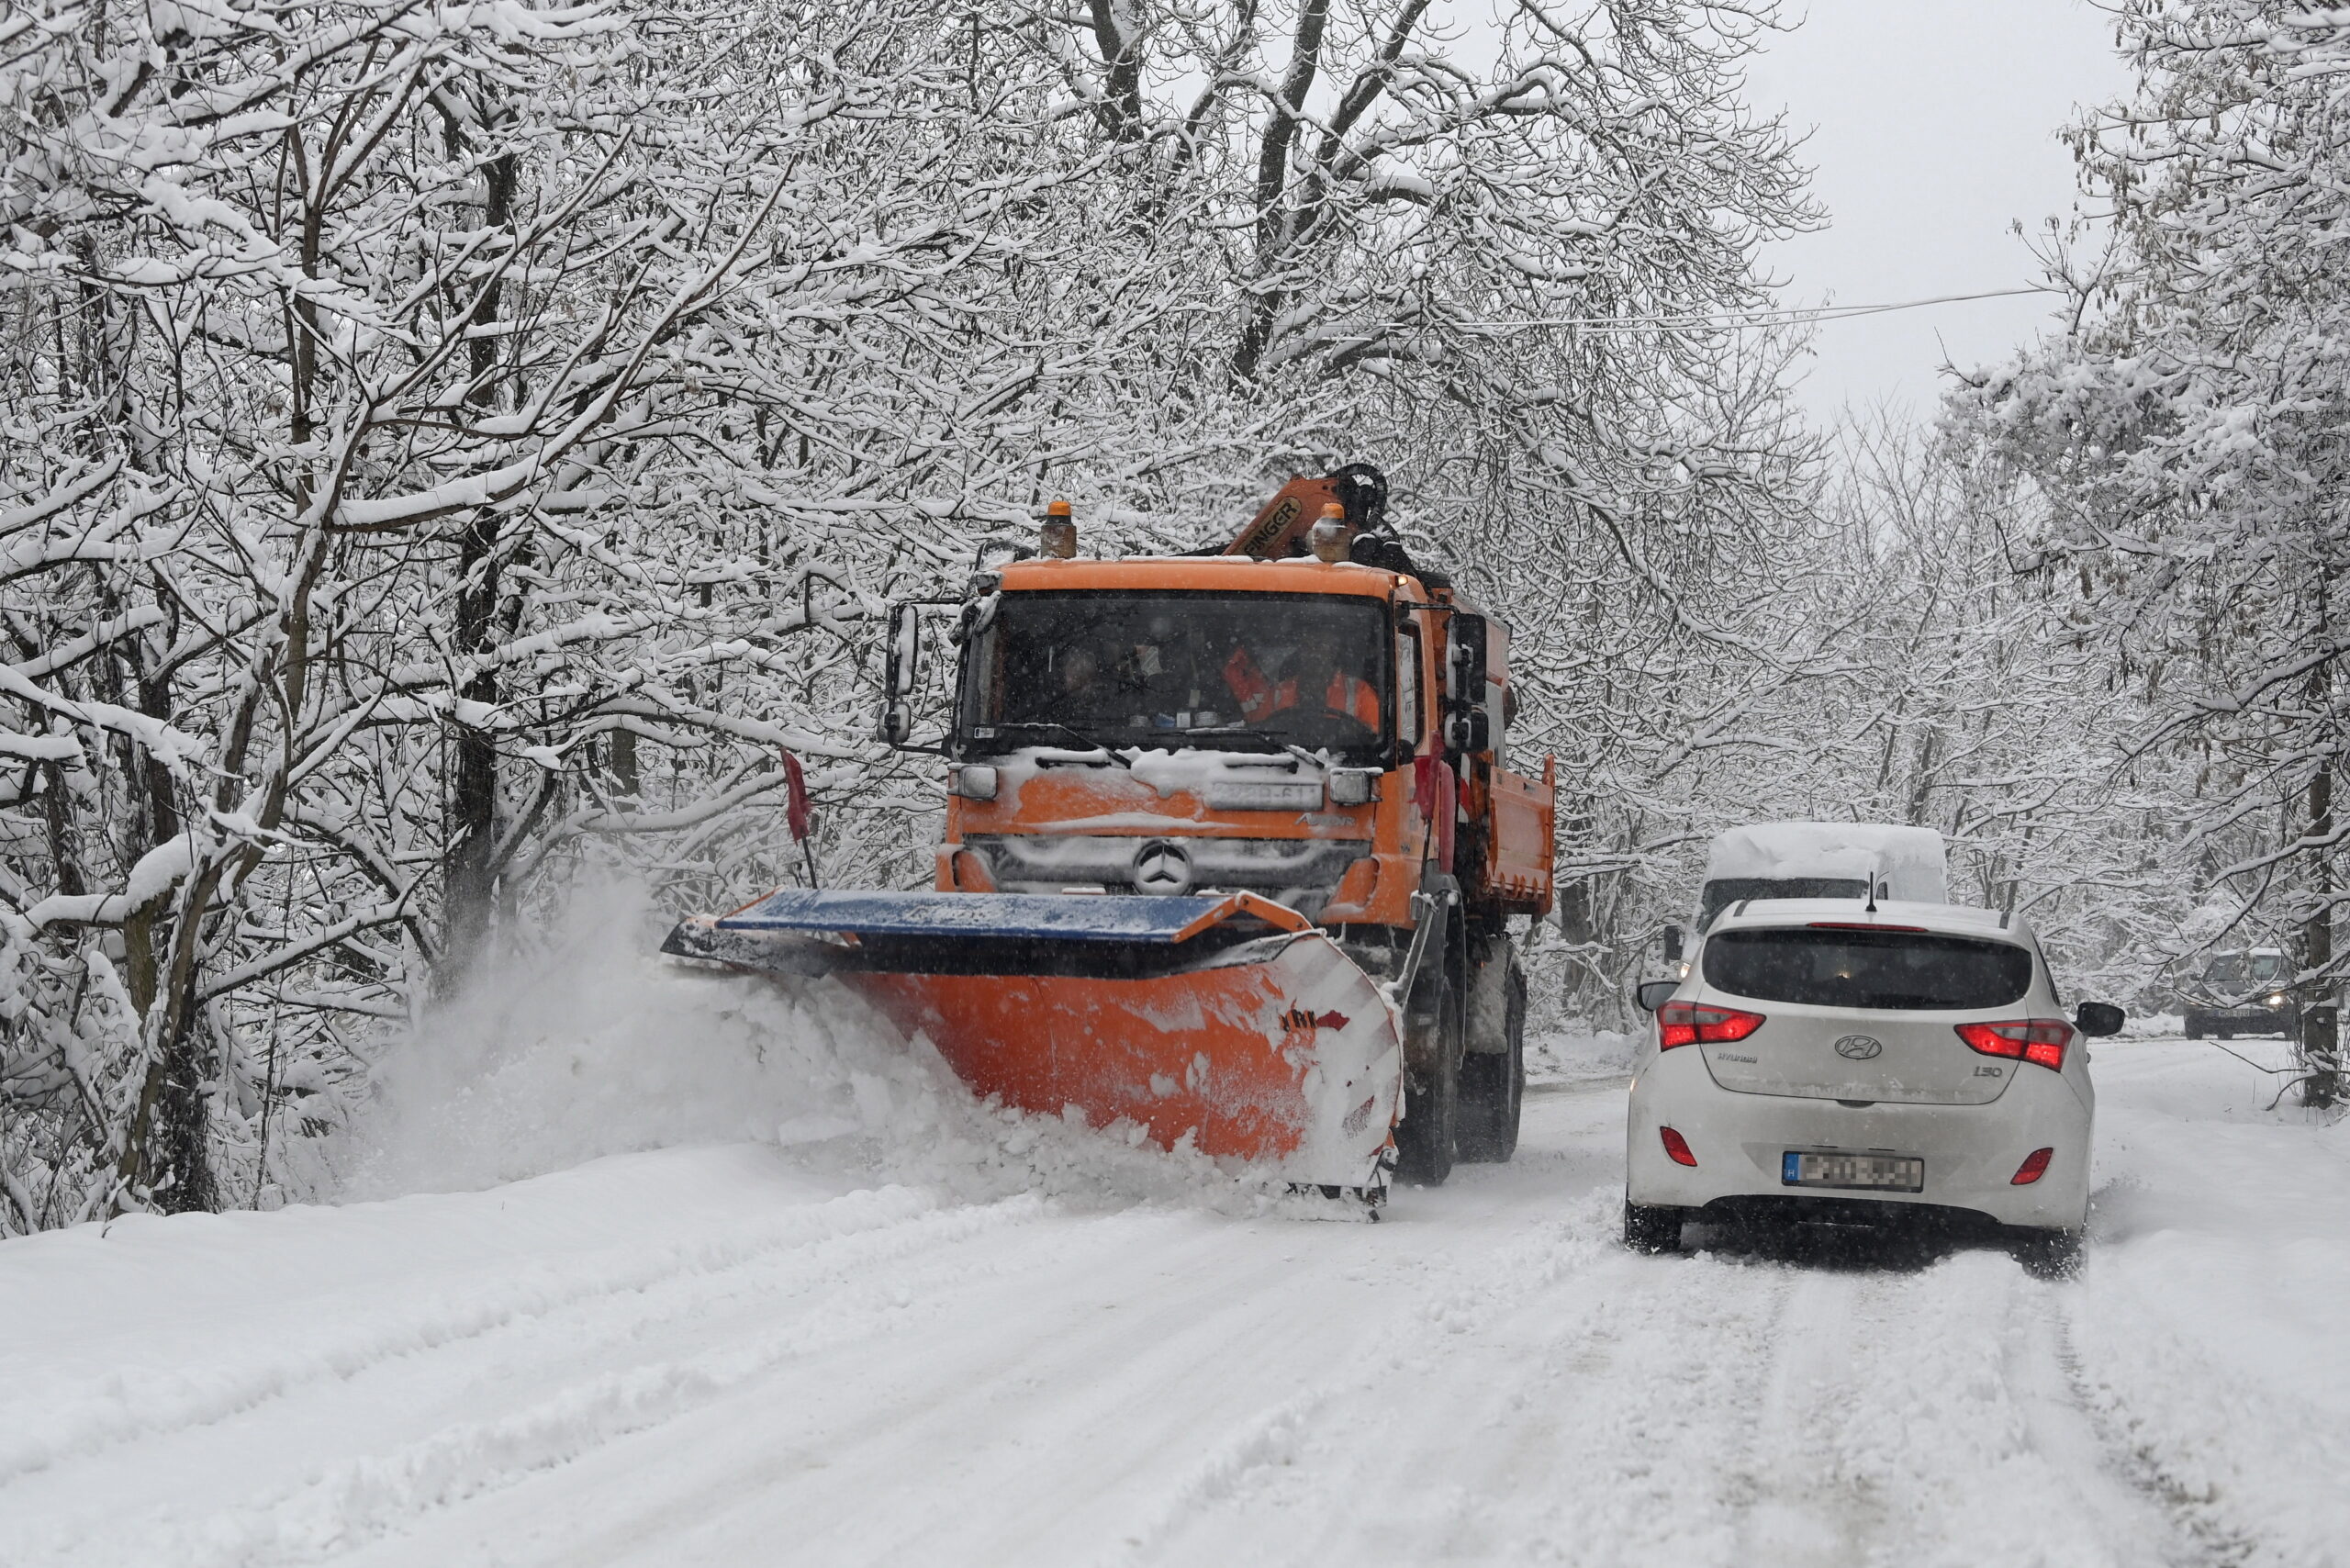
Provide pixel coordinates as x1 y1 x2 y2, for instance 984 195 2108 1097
1708 897 2031 943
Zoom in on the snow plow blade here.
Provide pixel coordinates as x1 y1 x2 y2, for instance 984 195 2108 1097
663 890 1401 1188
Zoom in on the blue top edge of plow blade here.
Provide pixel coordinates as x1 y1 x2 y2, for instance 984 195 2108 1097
714 889 1237 944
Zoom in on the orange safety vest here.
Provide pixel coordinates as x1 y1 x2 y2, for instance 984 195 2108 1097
1223 648 1378 727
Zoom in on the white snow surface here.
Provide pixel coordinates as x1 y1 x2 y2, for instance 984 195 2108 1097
3 946 2345 1565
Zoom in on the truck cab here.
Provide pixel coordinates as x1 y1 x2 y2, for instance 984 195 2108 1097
920 554 1553 941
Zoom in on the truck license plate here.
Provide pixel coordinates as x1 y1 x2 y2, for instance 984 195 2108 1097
1781 1151 1924 1193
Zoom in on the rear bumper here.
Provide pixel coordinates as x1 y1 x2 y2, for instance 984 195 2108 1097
1626 1043 2091 1231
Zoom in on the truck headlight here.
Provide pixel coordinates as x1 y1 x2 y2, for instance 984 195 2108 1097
1328 769 1380 806
2267 993 2286 1006
951 764 999 801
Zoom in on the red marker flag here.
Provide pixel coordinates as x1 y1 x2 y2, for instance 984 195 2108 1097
780 748 813 843
781 748 819 887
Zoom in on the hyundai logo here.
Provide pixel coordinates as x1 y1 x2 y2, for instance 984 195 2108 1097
1834 1034 1885 1060
1131 839 1194 896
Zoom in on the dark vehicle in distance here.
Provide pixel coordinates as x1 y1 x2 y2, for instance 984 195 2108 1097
2181 949 2299 1041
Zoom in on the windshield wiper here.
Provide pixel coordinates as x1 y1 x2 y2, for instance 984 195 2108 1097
1162 723 1288 753
991 722 1134 766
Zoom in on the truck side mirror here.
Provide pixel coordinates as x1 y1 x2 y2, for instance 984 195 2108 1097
1662 924 1685 965
878 602 919 745
1635 980 1679 1013
1443 612 1488 754
2075 1002 2124 1038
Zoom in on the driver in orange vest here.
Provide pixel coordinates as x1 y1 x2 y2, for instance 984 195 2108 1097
1222 641 1380 728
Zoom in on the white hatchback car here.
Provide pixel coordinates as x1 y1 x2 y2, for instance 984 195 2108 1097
1625 899 2122 1268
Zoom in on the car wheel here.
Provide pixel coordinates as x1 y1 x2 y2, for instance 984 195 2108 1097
2184 1024 2203 1040
1457 948 1526 1163
2011 1227 2083 1279
1624 1198 1688 1255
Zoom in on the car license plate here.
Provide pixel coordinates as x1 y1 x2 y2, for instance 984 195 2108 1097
1782 1151 1924 1193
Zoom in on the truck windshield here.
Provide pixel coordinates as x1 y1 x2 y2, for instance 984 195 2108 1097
2202 954 2287 989
1705 927 2034 1011
959 590 1391 759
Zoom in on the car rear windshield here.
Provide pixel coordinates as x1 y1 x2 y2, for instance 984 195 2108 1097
1704 927 2034 1011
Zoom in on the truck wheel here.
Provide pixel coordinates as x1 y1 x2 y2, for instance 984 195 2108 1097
1394 915 1466 1186
1394 1056 1457 1185
1624 1198 1688 1255
1458 952 1526 1163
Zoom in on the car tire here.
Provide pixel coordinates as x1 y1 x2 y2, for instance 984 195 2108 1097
2011 1227 2083 1279
1457 949 1526 1164
1624 1198 1688 1255
2184 1022 2203 1040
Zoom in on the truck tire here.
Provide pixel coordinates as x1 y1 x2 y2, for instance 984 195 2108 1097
1394 913 1466 1186
1458 950 1525 1163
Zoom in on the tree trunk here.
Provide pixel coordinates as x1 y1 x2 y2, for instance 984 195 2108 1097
2301 758 2337 1107
440 142 517 993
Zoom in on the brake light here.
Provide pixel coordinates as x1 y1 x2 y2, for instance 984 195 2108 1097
1657 1001 1766 1050
1956 1019 2073 1072
2011 1147 2054 1185
1807 922 1928 933
1660 1126 1698 1166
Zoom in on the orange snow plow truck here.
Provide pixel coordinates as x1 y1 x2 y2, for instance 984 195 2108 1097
664 465 1554 1200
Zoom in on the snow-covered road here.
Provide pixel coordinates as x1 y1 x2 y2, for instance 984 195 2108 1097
5 1033 2344 1568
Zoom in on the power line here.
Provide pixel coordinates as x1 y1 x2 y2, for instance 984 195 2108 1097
1457 285 2057 334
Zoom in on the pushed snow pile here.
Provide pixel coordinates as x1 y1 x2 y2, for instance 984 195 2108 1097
1703 821 1947 903
346 880 1319 1215
1528 1028 1635 1085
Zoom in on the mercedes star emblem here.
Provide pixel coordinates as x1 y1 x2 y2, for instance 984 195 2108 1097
1833 1034 1885 1060
1131 839 1194 896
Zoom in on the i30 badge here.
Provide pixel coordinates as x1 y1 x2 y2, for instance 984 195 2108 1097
1834 1034 1885 1059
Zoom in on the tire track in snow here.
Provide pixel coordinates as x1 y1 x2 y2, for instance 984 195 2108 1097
2029 1307 2233 1568
1119 1181 1806 1567
1699 1241 2192 1568
364 1211 1395 1568
1724 1268 1891 1565
2 1191 1074 1568
0 1181 953 1491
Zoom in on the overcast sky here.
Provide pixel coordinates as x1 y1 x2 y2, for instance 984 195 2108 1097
1745 0 2130 424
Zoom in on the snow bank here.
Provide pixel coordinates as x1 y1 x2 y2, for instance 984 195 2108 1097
345 879 1330 1217
1527 1026 1636 1085
2073 1036 2350 1567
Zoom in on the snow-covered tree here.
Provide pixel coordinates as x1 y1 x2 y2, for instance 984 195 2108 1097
1961 0 2350 1100
1 0 1838 1227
